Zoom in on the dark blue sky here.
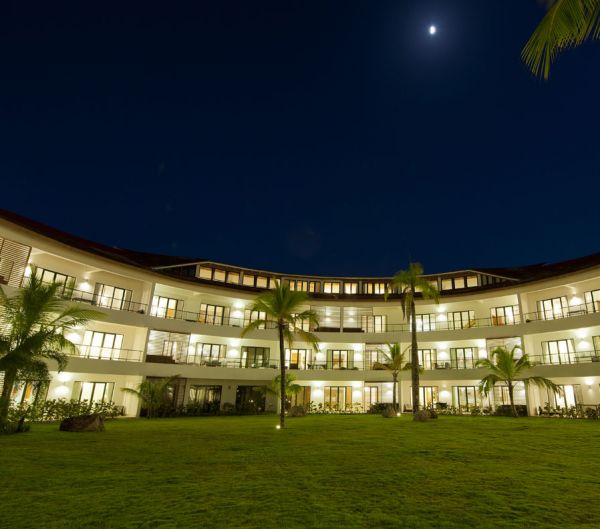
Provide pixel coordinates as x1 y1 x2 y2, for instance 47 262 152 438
1 1 599 276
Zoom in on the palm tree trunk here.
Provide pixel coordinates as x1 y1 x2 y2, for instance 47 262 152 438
0 367 17 426
278 320 286 429
508 381 517 418
392 372 398 412
410 298 419 416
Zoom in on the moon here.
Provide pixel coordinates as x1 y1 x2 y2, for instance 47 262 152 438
429 25 437 35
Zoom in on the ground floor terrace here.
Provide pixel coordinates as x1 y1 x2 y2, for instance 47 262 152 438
12 368 600 417
1 415 600 528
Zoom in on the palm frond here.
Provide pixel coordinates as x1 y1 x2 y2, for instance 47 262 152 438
523 0 600 79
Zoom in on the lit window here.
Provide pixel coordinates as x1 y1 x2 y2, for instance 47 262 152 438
323 282 340 294
198 267 212 280
213 269 226 282
344 283 358 294
243 275 255 287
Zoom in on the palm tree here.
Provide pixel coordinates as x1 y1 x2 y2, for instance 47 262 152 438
122 376 180 418
372 343 411 412
242 281 319 428
261 373 303 411
387 263 439 418
523 0 600 79
476 345 561 417
0 269 101 428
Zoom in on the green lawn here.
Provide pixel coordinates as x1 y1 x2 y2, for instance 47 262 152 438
2 415 600 529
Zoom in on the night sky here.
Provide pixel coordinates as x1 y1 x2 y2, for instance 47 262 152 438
1 1 599 277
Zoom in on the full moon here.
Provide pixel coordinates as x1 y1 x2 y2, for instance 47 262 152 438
429 25 437 35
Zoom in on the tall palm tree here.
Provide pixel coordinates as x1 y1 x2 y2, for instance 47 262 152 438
0 269 101 427
523 0 600 79
476 345 561 417
242 281 319 428
122 376 180 418
372 343 411 412
387 263 439 418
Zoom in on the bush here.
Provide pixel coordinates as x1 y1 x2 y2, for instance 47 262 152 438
9 399 123 423
368 403 389 414
494 405 528 417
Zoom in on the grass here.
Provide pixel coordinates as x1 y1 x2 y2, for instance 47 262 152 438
2 415 600 529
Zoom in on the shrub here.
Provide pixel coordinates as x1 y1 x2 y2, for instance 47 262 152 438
494 405 528 417
9 399 123 423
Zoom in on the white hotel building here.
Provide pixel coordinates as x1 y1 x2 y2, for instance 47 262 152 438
1 209 600 416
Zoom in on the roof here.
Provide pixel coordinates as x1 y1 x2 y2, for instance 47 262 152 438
0 208 203 269
1 208 600 287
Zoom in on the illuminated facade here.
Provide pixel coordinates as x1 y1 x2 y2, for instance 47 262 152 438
1 209 600 416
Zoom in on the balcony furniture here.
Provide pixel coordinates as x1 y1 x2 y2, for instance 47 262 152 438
342 327 364 333
205 360 222 367
568 308 588 317
592 356 600 363
315 326 340 332
146 355 176 364
435 362 450 369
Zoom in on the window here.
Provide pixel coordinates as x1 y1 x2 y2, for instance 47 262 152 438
594 336 600 354
255 276 269 288
35 267 75 296
547 384 582 409
93 283 132 311
363 282 386 295
290 386 312 408
361 315 387 333
466 276 478 288
323 282 340 294
542 339 575 365
188 385 222 411
244 309 267 329
290 313 310 332
454 386 479 411
198 267 213 280
286 349 309 369
241 346 270 368
493 384 526 406
73 381 115 403
151 296 181 319
288 280 308 292
447 310 475 330
191 343 226 365
450 347 476 369
412 386 438 408
328 349 350 369
537 296 569 320
344 282 358 294
491 305 520 326
147 330 190 362
324 386 352 410
415 314 437 332
199 304 230 325
227 271 240 284
441 278 453 290
235 386 266 412
364 386 379 408
243 274 255 287
11 380 46 405
81 331 123 360
418 349 437 370
365 348 387 369
585 290 600 313
213 269 226 282
308 281 320 293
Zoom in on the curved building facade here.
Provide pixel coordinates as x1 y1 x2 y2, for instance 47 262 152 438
1 209 600 416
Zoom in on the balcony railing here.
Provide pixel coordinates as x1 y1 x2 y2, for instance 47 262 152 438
141 350 600 371
52 281 600 334
71 346 145 362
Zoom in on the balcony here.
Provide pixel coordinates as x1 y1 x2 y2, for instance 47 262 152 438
71 346 144 362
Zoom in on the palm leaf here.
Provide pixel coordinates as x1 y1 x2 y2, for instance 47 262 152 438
523 0 600 79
